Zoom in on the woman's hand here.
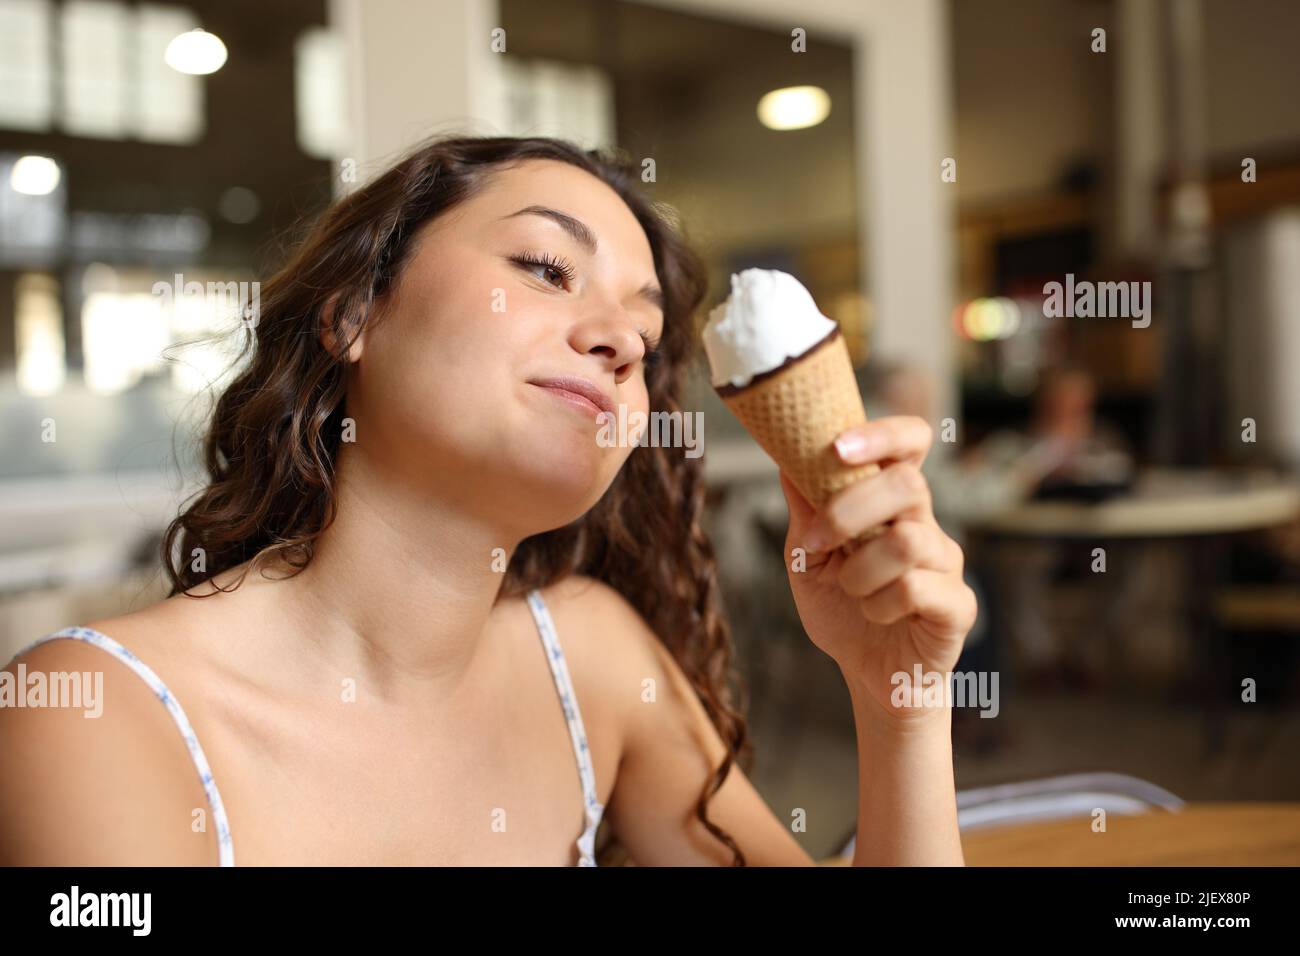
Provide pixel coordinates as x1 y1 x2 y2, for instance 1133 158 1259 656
778 416 978 725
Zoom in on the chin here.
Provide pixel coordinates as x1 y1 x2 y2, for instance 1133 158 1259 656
505 439 618 525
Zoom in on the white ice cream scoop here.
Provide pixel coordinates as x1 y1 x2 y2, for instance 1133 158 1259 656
701 268 838 390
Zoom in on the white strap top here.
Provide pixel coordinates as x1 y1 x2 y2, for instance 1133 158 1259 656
524 589 605 867
12 586 603 867
12 624 236 866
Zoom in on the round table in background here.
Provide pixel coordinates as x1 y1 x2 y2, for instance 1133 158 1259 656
964 468 1300 754
968 467 1300 539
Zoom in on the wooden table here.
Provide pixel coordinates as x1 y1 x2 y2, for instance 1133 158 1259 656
959 803 1300 866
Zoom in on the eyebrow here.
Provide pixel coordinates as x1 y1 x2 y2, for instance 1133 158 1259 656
498 204 664 312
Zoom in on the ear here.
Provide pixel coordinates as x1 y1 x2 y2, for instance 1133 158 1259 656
319 293 365 363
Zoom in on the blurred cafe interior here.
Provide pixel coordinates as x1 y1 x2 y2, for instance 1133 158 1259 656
1 0 1299 864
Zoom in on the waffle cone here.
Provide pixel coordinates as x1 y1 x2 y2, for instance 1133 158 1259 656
717 331 886 544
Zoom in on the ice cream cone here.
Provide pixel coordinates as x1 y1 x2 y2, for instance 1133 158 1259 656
703 269 887 552
716 328 887 548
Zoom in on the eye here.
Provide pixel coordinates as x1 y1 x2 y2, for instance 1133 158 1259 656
640 329 663 372
510 250 577 289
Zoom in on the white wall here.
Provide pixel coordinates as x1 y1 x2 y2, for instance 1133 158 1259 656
647 0 959 437
329 0 507 190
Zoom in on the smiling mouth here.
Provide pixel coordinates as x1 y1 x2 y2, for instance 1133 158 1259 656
530 383 611 420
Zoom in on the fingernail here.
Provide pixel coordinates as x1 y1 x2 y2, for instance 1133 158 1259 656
804 524 830 552
834 430 873 462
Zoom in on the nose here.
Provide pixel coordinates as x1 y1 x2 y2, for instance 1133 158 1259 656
569 296 647 383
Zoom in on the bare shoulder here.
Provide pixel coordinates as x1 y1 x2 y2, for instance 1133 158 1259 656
538 574 669 656
0 607 220 865
537 573 814 866
539 574 728 763
536 570 733 731
533 574 675 726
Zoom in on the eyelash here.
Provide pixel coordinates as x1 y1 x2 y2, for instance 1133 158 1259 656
511 249 664 372
512 249 577 286
641 330 663 370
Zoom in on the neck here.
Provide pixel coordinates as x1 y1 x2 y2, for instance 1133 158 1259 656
279 448 524 705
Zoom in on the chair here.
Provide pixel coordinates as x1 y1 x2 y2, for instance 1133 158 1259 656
835 771 1184 861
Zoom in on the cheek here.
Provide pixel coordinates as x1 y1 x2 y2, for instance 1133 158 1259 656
349 258 640 511
359 283 519 453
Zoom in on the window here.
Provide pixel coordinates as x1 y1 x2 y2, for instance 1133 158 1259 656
15 273 66 396
0 0 204 143
0 0 54 131
499 58 615 150
0 153 67 267
74 265 250 395
61 0 131 138
294 27 347 159
135 4 203 143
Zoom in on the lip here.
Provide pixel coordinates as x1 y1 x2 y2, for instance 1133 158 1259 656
528 376 616 420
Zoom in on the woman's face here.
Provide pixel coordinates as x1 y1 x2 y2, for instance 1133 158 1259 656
345 159 665 536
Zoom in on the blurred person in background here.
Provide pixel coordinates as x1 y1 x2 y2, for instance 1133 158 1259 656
967 364 1134 689
868 362 1133 528
970 365 1134 507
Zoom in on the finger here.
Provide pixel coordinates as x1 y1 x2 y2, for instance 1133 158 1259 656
836 519 960 598
858 568 979 632
806 462 933 553
833 416 933 467
779 471 837 573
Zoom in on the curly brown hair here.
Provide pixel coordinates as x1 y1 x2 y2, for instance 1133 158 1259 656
160 134 753 866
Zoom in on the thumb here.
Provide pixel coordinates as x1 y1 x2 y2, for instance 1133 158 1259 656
778 470 817 543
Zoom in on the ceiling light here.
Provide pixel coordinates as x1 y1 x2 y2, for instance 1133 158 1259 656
10 155 61 196
165 28 228 75
757 86 831 131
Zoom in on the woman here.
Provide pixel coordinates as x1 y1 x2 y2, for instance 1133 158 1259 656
0 136 976 866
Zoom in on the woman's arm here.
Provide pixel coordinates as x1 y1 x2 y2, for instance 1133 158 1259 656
845 685 962 865
777 416 979 866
